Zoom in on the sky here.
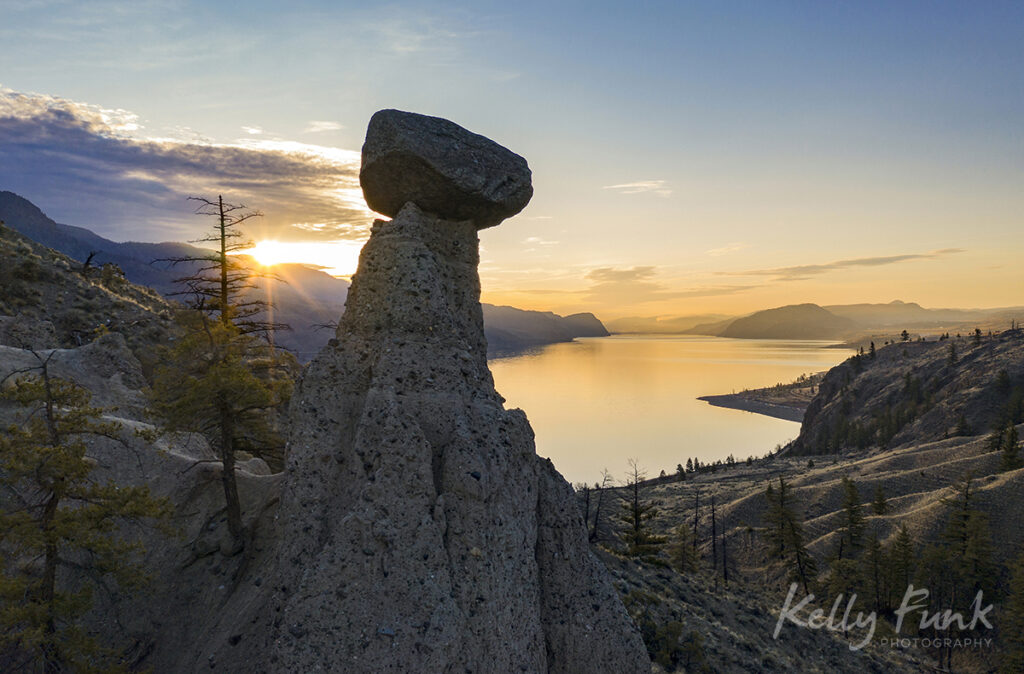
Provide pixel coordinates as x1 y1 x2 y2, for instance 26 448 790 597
1 0 1021 320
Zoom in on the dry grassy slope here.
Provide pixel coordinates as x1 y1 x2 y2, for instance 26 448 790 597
600 549 923 673
590 458 927 671
0 223 175 368
790 331 1024 455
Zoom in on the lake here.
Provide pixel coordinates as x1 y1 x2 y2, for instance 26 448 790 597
488 335 854 485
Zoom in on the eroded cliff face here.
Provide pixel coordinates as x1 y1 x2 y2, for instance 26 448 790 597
197 110 649 672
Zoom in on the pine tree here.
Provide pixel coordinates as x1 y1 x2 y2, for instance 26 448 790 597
616 460 666 559
869 341 876 359
940 474 996 598
954 412 972 437
947 342 958 366
890 524 915 594
861 531 886 612
999 422 1022 472
0 354 170 671
667 523 698 574
870 484 888 515
149 313 292 549
763 477 817 593
839 476 865 558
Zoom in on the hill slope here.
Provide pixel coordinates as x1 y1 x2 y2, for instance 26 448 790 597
719 303 857 340
0 222 175 367
481 304 609 354
790 331 1024 455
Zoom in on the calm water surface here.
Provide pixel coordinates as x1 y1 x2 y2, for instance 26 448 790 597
489 335 854 485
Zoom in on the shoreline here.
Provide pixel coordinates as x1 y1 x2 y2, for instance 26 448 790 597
697 393 806 423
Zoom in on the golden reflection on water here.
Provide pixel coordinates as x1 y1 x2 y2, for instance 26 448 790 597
488 335 854 485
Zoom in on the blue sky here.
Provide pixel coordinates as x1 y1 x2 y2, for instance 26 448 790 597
1 1 1021 316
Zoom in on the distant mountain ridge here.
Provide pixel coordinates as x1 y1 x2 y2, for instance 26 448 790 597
482 304 608 355
718 303 857 340
0 191 608 359
610 300 1023 341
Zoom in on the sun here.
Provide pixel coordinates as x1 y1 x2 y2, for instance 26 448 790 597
247 240 287 267
238 239 364 277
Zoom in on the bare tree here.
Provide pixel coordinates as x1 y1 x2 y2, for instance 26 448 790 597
156 195 288 339
590 468 614 543
711 494 718 592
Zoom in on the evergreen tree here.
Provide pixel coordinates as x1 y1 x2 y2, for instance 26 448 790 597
947 342 958 366
940 475 996 598
901 329 910 342
890 524 915 593
0 355 170 671
839 476 865 558
763 477 817 593
870 484 888 515
616 460 666 559
954 412 972 437
869 341 876 359
999 422 1022 472
861 531 886 612
667 523 698 574
149 313 292 550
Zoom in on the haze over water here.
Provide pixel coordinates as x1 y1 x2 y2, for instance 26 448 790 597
490 335 855 485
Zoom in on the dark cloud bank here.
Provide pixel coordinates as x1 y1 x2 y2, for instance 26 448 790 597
0 88 373 242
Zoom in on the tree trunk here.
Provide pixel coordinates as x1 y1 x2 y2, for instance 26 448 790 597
692 489 699 553
219 401 244 549
218 195 230 327
722 511 729 588
711 495 718 592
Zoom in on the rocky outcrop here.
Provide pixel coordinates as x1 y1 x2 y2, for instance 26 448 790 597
219 112 649 672
0 315 58 350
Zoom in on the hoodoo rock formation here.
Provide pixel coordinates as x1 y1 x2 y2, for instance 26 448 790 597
250 110 650 672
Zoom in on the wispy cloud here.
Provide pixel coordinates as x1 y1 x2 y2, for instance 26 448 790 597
304 120 343 133
0 88 374 242
581 266 757 306
523 236 558 246
241 125 263 135
602 180 672 197
719 249 966 282
586 266 657 283
705 242 747 257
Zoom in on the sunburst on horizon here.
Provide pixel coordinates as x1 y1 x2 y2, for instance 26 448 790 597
241 239 363 278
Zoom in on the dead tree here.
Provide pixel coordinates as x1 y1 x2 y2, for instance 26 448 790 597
590 468 614 542
155 195 288 340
